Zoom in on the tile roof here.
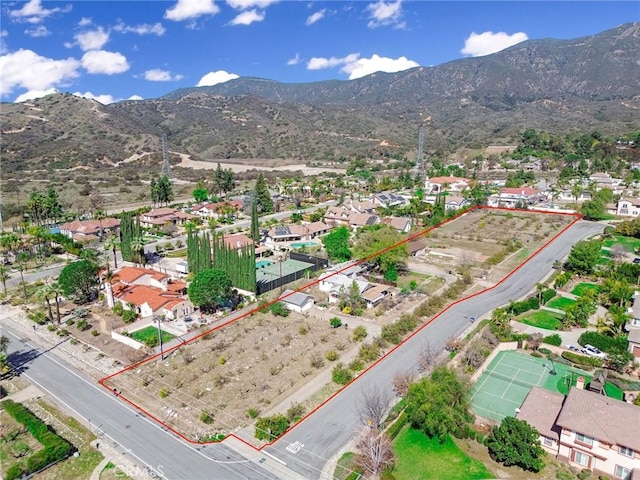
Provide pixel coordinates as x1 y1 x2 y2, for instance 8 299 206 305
223 233 254 248
516 386 564 440
61 218 120 234
117 284 185 312
556 387 640 451
427 176 470 184
112 267 168 284
500 187 540 196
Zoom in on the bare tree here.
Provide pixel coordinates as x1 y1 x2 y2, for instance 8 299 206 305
392 370 415 397
357 385 392 429
527 332 543 351
356 428 395 477
417 342 437 374
610 244 626 263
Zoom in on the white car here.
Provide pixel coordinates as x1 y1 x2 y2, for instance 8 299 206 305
580 344 607 359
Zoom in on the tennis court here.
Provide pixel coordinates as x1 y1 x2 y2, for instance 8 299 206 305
471 350 591 421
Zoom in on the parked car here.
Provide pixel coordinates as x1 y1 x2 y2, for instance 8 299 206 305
566 344 580 352
580 344 607 359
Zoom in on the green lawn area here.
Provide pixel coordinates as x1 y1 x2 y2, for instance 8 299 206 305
545 296 576 311
332 452 362 480
130 326 176 347
519 310 562 330
571 282 600 297
397 272 431 290
391 427 493 480
602 235 640 252
604 382 625 401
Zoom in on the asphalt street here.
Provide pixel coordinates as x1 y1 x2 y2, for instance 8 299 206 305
2 218 604 480
264 219 605 479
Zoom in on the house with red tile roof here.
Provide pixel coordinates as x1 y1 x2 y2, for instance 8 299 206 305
60 217 120 243
110 267 192 320
425 176 471 194
139 208 195 228
192 200 244 219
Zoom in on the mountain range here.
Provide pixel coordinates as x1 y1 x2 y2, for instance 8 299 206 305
2 22 639 178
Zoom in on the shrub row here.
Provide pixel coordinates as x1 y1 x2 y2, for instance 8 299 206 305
578 331 629 355
385 411 407 440
3 400 73 480
542 334 562 346
507 290 553 316
381 314 417 345
561 351 604 368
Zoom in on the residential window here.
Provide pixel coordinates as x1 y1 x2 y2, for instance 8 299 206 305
615 465 631 480
574 451 591 467
544 437 553 447
575 433 594 447
619 445 634 458
632 318 640 327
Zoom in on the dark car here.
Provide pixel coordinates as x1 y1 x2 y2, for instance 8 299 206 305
633 258 640 264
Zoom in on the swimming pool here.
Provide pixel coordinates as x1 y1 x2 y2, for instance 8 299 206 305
256 260 274 269
290 241 318 248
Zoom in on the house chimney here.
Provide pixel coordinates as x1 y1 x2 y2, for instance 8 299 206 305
105 282 114 308
576 376 585 390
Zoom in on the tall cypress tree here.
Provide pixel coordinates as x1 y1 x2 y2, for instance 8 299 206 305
254 174 274 214
250 200 260 243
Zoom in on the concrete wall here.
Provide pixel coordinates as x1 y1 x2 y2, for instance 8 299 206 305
111 331 144 350
470 342 518 383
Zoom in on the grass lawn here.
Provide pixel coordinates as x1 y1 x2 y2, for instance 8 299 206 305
332 452 362 480
571 282 600 297
602 235 640 252
519 310 562 330
391 427 493 480
130 326 176 347
604 382 625 401
545 296 576 311
397 272 431 290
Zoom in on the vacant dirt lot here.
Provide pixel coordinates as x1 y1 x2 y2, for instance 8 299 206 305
106 309 354 441
415 209 575 279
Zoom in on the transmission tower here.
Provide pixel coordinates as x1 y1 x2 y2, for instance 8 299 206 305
415 125 425 182
160 132 171 178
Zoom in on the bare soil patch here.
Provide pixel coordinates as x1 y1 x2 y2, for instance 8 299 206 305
415 209 575 279
106 310 354 441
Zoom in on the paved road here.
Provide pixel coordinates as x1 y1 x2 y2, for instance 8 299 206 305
263 219 604 479
2 326 289 480
1 219 603 480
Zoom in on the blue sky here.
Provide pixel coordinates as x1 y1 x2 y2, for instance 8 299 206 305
0 1 637 104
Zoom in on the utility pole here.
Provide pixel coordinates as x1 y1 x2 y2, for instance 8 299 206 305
155 315 165 361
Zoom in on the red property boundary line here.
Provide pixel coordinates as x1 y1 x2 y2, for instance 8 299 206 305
98 206 583 449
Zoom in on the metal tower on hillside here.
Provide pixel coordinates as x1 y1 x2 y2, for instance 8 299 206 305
161 132 171 178
415 125 425 182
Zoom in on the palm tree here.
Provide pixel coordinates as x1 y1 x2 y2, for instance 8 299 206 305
0 266 10 295
16 252 29 303
104 233 119 270
35 284 54 322
130 236 144 266
597 306 628 338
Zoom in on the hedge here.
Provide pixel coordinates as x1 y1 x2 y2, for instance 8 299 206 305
561 351 604 368
386 411 408 440
3 400 73 480
381 314 417 345
578 331 629 355
542 334 562 346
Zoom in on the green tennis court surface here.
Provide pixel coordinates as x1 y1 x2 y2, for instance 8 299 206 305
471 350 591 421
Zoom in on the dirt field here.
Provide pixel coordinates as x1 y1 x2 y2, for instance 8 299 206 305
106 309 354 441
415 209 575 280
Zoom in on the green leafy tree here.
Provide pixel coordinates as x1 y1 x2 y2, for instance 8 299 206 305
188 268 233 312
565 239 602 275
486 417 545 472
0 335 10 374
353 224 408 277
254 173 274 214
580 199 606 220
254 414 290 441
150 176 159 208
193 186 209 203
58 260 99 304
405 366 473 443
0 265 11 295
157 175 174 206
322 226 352 262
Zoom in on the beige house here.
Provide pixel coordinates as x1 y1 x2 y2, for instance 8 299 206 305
139 208 195 228
614 199 640 218
60 218 120 242
518 387 640 479
425 176 471 194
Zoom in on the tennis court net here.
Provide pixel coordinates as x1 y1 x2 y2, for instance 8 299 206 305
483 369 541 390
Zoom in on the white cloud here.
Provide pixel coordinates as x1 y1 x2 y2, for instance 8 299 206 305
229 9 265 25
81 50 129 74
366 0 404 28
342 54 418 79
461 31 528 57
78 17 92 27
196 70 239 86
226 0 278 8
307 52 418 79
72 91 115 104
113 22 166 36
75 27 109 51
128 95 144 101
0 49 80 96
306 9 325 26
15 88 58 102
25 25 50 37
0 30 8 55
164 0 219 21
9 0 71 23
307 53 360 71
144 69 184 81
287 53 301 66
